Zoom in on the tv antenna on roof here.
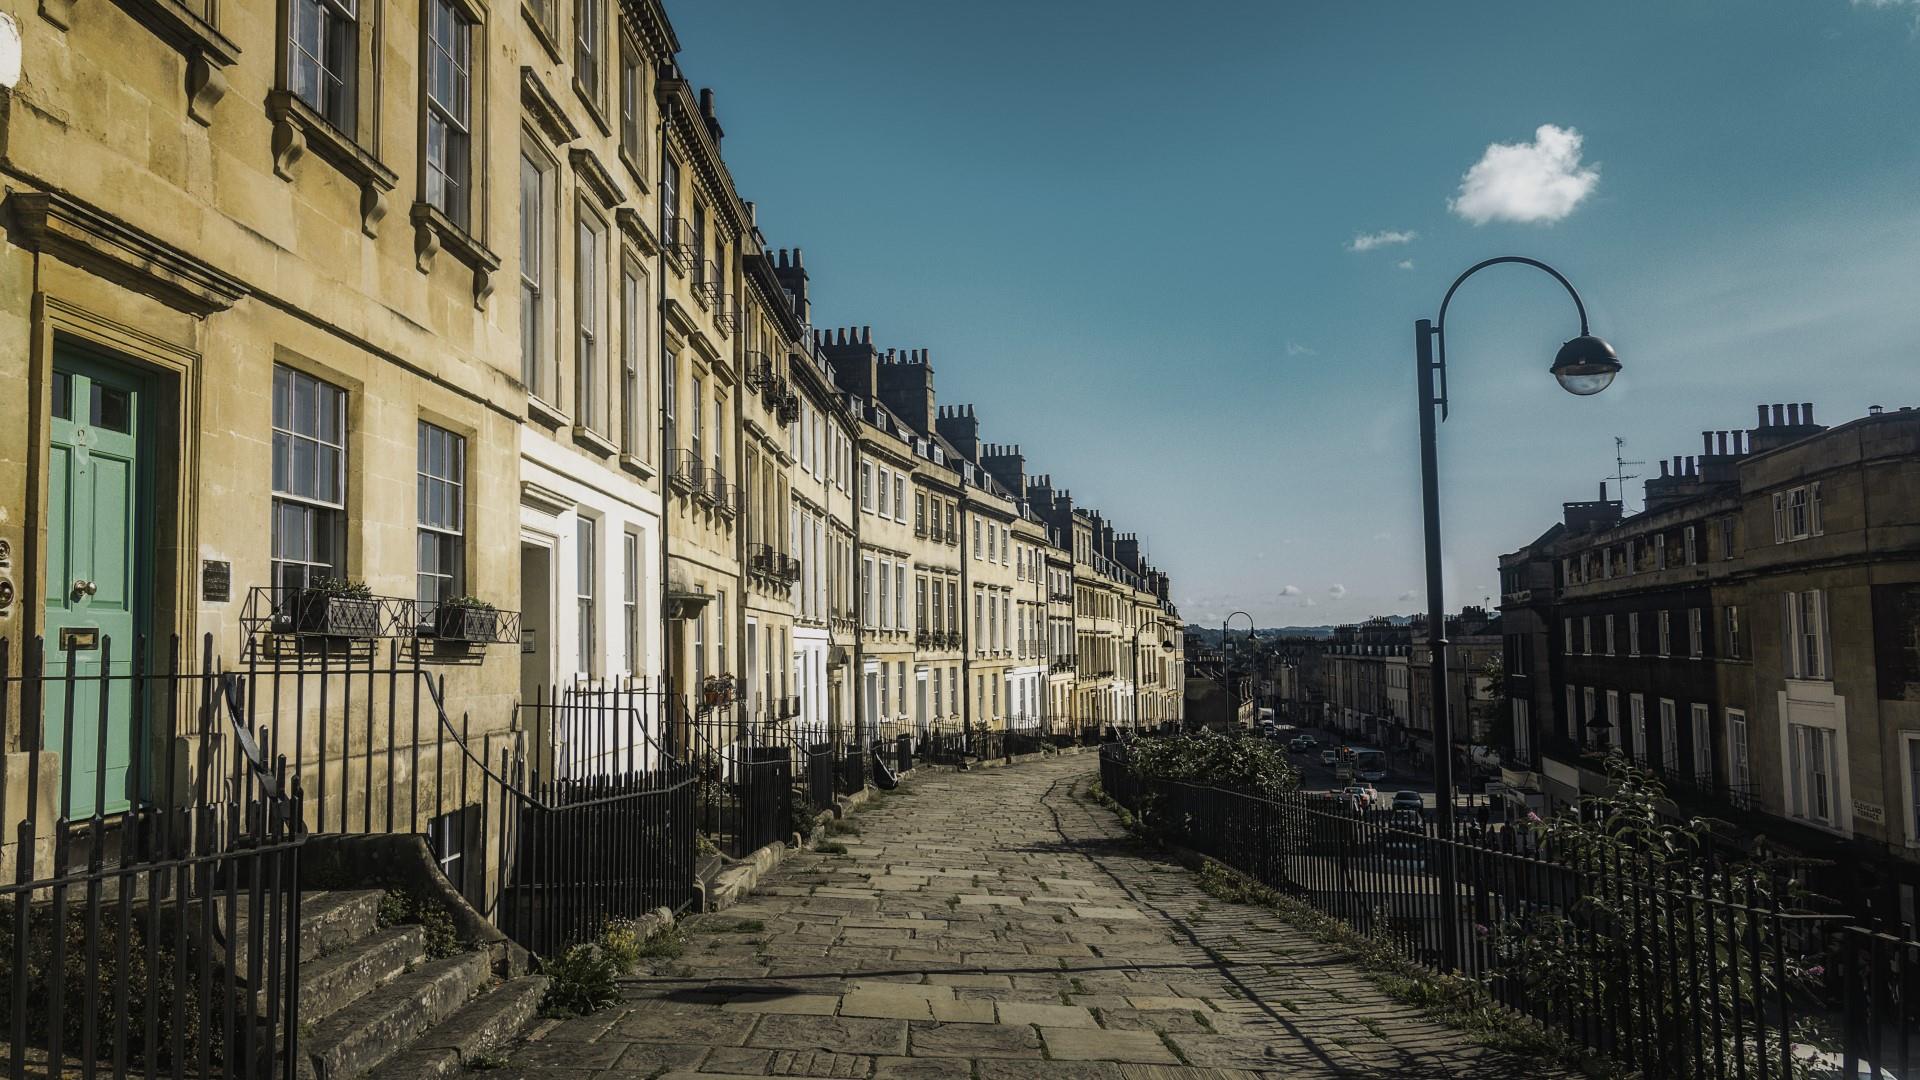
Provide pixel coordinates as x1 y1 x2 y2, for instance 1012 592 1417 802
1607 436 1643 513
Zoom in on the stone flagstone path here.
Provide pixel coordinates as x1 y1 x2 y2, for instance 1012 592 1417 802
492 754 1575 1078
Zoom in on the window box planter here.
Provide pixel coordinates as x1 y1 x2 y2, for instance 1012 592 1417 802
293 589 380 639
432 603 498 643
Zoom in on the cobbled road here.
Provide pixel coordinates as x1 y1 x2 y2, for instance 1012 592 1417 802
495 754 1573 1079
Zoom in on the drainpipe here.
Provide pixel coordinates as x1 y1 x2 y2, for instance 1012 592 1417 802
849 411 864 746
655 96 675 748
958 489 973 755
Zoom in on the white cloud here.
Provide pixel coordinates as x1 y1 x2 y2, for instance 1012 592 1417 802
1328 584 1348 598
1449 124 1600 226
1347 229 1418 253
1398 590 1420 602
1279 585 1302 596
1286 341 1317 357
1302 597 1317 608
1396 259 1415 271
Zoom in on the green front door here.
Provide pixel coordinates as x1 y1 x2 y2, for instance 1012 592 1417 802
44 349 149 820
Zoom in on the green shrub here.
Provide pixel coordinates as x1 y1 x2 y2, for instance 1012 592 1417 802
376 889 461 959
1126 730 1300 801
540 944 620 1017
0 897 212 1069
789 789 817 840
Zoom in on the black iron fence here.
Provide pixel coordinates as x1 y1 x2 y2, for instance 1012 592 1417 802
1098 745 1920 1080
1 634 305 1079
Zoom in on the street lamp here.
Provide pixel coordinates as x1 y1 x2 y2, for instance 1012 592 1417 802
1415 256 1619 973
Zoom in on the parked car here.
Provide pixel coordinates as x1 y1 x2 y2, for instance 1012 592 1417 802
1320 750 1338 767
1391 790 1425 814
1296 735 1318 749
1342 784 1379 811
1382 809 1427 861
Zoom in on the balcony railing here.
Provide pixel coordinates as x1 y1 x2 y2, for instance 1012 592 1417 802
239 586 521 659
713 292 737 334
667 448 700 494
748 543 777 579
695 262 721 307
744 350 773 392
713 481 738 519
664 214 696 272
692 464 719 507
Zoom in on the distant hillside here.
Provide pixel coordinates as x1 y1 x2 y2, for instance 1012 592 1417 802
1184 615 1417 644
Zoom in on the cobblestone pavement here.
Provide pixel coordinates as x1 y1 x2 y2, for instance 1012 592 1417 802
497 755 1574 1079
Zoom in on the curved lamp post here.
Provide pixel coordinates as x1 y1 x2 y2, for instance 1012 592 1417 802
1417 256 1619 973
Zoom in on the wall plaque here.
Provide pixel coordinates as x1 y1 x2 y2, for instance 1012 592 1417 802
202 559 231 602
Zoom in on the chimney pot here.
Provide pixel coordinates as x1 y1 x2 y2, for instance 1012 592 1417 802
1599 481 1607 500
1773 403 1786 426
862 326 871 344
1702 431 1714 455
1787 403 1800 425
1757 404 1769 427
1717 431 1729 455
1802 402 1814 424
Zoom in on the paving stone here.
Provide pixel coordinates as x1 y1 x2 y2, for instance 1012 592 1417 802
840 991 936 1020
871 1055 974 1078
718 991 842 1014
1041 1027 1180 1063
907 1020 1046 1058
994 1001 1098 1028
748 1013 910 1055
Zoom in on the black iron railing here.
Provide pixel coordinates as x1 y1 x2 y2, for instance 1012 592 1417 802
1 634 306 1080
1098 746 1920 1080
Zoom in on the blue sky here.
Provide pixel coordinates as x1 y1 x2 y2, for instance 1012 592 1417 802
667 1 1920 627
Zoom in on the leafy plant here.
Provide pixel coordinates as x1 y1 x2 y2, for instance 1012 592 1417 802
377 889 461 959
540 944 621 1017
1126 730 1300 801
1488 755 1835 1077
0 898 211 1069
789 789 817 839
441 594 495 611
307 576 373 599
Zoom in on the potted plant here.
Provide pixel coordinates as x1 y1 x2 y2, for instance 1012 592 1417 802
432 595 497 643
293 577 379 639
702 673 735 710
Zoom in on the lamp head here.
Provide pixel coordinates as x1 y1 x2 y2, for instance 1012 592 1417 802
1551 334 1621 396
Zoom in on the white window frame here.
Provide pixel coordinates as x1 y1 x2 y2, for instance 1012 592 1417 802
1783 589 1831 680
1690 703 1713 786
1511 699 1531 764
1689 608 1704 659
1727 709 1751 806
1628 612 1641 656
1900 732 1920 849
1605 689 1620 749
1658 610 1672 657
1629 693 1647 763
1657 698 1680 775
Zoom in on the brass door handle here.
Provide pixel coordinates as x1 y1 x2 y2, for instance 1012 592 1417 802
72 578 97 599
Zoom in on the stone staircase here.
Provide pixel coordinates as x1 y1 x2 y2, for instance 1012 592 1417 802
292 890 547 1080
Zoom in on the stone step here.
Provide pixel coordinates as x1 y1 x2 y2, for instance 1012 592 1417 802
296 951 490 1080
361 975 550 1080
296 889 387 963
295 924 428 1026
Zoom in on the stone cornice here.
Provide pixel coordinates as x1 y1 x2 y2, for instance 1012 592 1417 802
520 67 579 146
615 207 659 256
7 190 248 316
569 147 625 210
